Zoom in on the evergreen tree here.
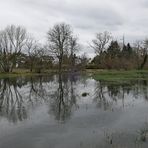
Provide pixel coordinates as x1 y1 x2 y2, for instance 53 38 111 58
122 43 133 57
107 41 121 58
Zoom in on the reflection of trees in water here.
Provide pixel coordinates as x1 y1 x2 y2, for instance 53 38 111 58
93 81 113 111
49 73 79 122
2 75 148 123
27 76 51 104
0 76 54 123
0 74 80 123
141 80 148 101
0 78 27 122
93 80 148 111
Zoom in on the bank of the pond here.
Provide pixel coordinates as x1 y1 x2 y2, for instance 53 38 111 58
1 69 148 81
0 73 47 78
87 69 148 81
0 69 58 78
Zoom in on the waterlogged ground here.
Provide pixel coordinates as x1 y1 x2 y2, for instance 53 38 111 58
0 74 148 148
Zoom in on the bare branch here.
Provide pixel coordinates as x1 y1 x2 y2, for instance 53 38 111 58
91 31 112 55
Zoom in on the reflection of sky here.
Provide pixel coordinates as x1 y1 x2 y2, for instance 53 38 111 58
0 76 148 147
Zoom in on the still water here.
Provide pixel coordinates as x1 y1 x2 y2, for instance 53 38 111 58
0 73 148 148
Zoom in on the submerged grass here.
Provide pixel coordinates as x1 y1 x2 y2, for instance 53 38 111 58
1 68 148 81
0 73 46 79
87 69 148 81
0 69 58 79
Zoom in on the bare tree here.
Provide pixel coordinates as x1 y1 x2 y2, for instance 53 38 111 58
134 40 143 53
91 31 112 55
26 36 38 72
69 36 79 71
47 23 72 73
140 39 148 69
0 25 28 72
34 45 48 73
133 40 144 69
78 53 89 69
69 36 79 55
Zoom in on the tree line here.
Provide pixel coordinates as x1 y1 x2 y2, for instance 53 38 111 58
90 31 148 70
0 23 85 73
0 23 148 73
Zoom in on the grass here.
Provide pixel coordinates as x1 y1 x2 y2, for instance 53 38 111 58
87 69 148 81
1 68 148 81
0 69 58 78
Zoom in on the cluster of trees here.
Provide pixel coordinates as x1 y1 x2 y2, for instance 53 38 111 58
1 23 148 72
0 25 49 73
0 23 86 73
90 31 148 70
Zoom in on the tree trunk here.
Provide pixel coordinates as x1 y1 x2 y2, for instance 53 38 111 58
59 56 63 74
30 61 33 72
140 54 148 70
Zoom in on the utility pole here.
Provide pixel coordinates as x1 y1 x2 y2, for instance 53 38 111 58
122 35 125 47
120 35 125 50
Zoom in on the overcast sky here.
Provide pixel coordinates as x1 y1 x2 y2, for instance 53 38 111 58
0 0 148 57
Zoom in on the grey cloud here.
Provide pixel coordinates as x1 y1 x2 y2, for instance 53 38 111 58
14 0 125 29
140 0 148 7
0 0 148 57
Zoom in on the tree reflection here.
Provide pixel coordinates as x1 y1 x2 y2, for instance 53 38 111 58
0 78 27 122
93 81 114 111
93 80 148 111
49 73 79 122
0 76 54 123
27 76 49 104
1 75 148 123
0 74 79 123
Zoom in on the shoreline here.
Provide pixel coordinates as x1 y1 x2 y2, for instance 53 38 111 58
1 69 148 80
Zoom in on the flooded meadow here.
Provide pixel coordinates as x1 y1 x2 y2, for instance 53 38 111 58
0 74 148 148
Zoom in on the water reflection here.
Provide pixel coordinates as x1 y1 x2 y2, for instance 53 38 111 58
49 73 79 122
0 75 148 123
0 78 27 122
0 74 81 123
0 76 54 122
93 80 148 111
1 75 148 148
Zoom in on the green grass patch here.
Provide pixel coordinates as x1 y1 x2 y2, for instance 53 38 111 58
0 69 58 79
88 69 148 81
0 72 48 79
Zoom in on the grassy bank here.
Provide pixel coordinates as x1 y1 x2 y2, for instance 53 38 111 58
1 69 148 81
0 69 58 78
87 69 148 81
